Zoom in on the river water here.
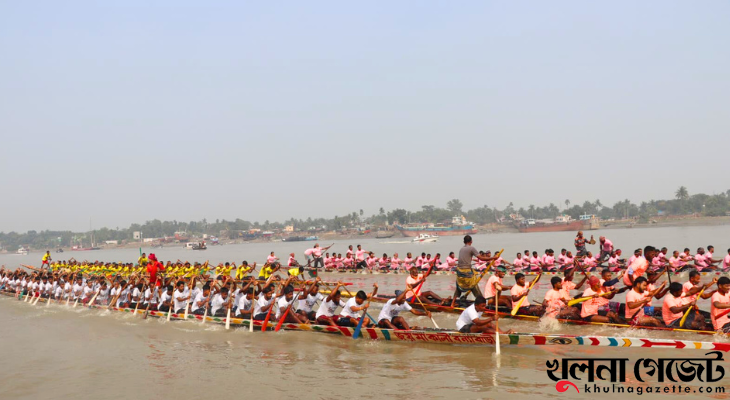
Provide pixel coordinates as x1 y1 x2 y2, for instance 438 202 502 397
2 225 730 399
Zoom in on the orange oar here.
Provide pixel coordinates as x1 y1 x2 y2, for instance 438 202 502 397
274 293 300 332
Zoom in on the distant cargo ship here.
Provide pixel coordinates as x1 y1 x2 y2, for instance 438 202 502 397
395 216 478 237
282 235 319 242
515 215 599 233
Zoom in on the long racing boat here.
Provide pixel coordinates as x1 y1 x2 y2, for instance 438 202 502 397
2 290 727 352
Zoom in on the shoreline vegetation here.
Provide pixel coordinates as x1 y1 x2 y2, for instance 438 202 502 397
2 187 729 252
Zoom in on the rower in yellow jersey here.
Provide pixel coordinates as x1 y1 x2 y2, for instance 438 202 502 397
258 262 281 281
235 261 256 280
138 253 148 267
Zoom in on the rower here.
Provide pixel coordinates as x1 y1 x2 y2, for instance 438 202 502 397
694 248 709 271
81 280 95 304
406 265 446 305
253 284 279 321
275 285 309 324
710 277 730 333
562 266 588 295
191 284 212 315
173 281 190 314
338 284 378 327
157 285 174 312
138 253 148 267
625 277 664 327
315 282 347 326
723 248 730 271
627 248 642 267
510 273 543 316
704 245 722 269
607 250 623 271
211 287 233 317
234 281 255 319
512 253 527 271
455 296 513 334
484 266 511 309
377 289 431 330
623 246 655 287
267 252 279 265
452 235 498 305
683 271 716 305
543 277 576 319
355 245 368 269
258 262 280 281
662 282 705 330
296 279 323 321
390 253 403 271
580 276 619 323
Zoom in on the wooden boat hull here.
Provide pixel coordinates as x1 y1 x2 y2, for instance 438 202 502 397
3 291 727 352
317 292 722 337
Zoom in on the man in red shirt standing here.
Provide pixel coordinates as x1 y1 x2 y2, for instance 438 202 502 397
147 254 165 287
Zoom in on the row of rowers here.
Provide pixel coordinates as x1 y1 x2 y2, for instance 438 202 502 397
454 246 730 333
0 268 436 331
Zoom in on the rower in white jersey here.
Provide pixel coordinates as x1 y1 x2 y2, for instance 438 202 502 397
297 279 324 321
191 284 212 316
173 281 191 314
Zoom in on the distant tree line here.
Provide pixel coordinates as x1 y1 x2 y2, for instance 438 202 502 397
2 187 728 251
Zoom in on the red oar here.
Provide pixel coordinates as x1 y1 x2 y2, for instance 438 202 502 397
410 263 435 304
274 292 301 332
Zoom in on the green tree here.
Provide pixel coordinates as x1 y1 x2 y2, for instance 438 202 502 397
447 199 464 214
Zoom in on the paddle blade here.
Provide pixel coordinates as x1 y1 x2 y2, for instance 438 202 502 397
567 297 589 307
352 314 366 339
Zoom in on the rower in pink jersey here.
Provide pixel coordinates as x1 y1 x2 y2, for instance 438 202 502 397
365 253 378 272
623 246 654 287
266 252 279 264
483 267 512 308
378 253 390 271
597 236 613 263
581 252 598 270
512 253 527 270
341 254 355 270
403 253 414 270
440 252 457 271
415 253 425 269
529 252 541 272
723 249 730 270
627 248 642 267
389 253 402 270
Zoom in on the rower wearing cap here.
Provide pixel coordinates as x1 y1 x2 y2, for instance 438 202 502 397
146 254 164 287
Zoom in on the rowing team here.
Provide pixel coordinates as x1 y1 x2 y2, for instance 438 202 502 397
1 265 445 332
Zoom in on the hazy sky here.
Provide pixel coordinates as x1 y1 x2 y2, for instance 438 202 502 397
1 1 729 233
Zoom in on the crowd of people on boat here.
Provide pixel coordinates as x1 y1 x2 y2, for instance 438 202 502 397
3 232 730 336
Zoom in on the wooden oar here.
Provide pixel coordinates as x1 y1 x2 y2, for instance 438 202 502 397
414 295 441 329
511 274 541 315
494 290 501 355
680 287 706 327
33 292 42 305
249 296 256 332
225 295 232 330
88 290 100 307
473 249 505 288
